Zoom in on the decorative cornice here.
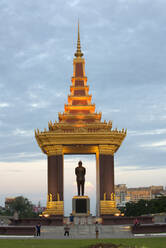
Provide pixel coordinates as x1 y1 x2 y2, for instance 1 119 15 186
35 126 126 155
64 104 95 112
68 95 92 101
46 121 114 132
99 145 116 155
73 195 89 199
71 76 87 83
63 145 98 154
70 85 89 92
44 145 63 156
58 112 102 122
73 57 85 63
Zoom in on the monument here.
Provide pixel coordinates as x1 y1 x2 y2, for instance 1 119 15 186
35 23 126 218
75 161 86 196
72 161 90 216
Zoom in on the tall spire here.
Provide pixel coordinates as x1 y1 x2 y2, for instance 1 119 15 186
75 20 84 58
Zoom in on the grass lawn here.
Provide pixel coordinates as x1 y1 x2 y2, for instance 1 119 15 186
0 238 166 248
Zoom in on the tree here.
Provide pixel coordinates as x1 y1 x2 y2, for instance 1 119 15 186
124 197 166 216
6 196 38 218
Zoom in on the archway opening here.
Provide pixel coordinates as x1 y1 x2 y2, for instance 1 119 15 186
64 154 96 216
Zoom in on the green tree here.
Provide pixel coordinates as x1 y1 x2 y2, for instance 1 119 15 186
124 197 166 216
6 196 38 218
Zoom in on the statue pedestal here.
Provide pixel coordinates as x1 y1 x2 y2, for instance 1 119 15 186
72 196 90 216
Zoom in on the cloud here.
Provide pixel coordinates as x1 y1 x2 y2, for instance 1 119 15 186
0 160 47 206
12 128 33 137
159 115 166 120
115 166 166 188
85 181 95 191
141 140 166 148
20 52 49 69
0 103 9 108
14 152 41 159
67 0 80 7
128 129 166 136
30 102 49 109
116 164 166 171
73 181 94 191
103 109 120 114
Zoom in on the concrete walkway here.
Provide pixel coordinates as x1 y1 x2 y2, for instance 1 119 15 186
38 224 133 239
0 224 166 239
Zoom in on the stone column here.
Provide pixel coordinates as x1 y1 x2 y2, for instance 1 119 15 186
42 145 64 216
48 155 63 201
96 150 100 217
99 154 114 201
98 145 120 216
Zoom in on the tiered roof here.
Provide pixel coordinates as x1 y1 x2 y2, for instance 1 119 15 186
58 22 102 127
35 23 126 156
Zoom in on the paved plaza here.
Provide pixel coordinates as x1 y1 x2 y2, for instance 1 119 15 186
40 224 132 239
0 224 166 239
0 224 131 239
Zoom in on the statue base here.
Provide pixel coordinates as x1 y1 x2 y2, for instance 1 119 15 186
100 200 121 215
42 200 64 217
72 196 90 216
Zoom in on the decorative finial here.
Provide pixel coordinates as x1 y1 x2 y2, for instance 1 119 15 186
75 20 83 58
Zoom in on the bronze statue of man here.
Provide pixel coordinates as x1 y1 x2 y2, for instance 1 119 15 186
75 161 86 196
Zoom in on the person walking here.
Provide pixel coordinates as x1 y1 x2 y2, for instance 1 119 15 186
36 223 41 236
64 224 70 237
134 218 140 227
95 221 99 239
69 214 74 225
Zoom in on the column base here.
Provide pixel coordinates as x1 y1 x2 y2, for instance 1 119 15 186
42 200 64 217
100 200 121 215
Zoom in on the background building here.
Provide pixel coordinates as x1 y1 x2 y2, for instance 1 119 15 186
115 184 165 207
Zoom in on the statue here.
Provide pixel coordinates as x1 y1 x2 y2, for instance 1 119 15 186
75 161 86 196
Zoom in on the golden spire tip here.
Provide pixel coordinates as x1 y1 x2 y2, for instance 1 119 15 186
75 20 83 58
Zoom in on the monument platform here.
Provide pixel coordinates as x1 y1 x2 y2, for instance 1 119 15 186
72 196 90 216
101 215 153 225
9 216 63 226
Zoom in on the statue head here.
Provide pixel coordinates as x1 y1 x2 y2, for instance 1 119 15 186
78 160 82 167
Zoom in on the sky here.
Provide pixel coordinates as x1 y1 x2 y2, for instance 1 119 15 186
0 0 166 215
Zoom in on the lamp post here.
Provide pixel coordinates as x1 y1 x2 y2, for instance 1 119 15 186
145 202 148 214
